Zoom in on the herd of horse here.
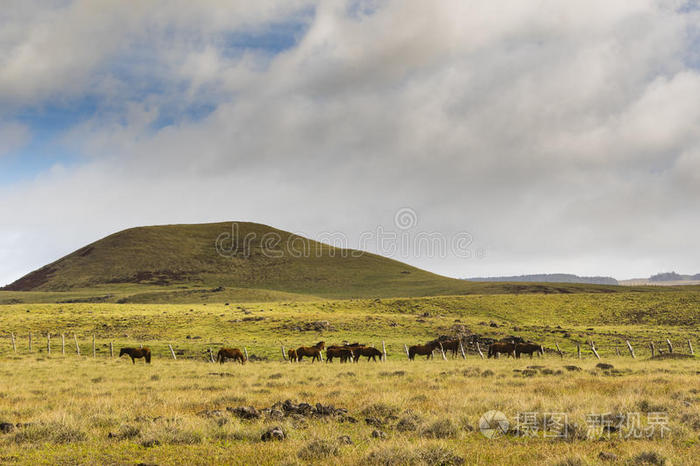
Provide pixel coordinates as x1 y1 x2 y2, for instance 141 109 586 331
117 338 544 365
287 341 383 363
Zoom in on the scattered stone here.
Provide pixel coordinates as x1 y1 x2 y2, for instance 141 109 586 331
371 429 387 439
261 426 285 442
0 422 15 434
227 406 261 420
564 365 582 371
596 363 614 370
365 417 384 428
337 435 353 445
598 451 618 461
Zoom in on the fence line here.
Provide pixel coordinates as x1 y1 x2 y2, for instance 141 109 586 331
3 332 697 362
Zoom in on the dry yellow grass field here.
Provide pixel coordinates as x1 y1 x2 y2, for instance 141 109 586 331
0 355 698 465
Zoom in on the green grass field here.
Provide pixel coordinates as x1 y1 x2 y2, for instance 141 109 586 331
1 291 698 360
0 290 698 464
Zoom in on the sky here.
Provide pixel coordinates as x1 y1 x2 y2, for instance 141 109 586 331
1 0 699 286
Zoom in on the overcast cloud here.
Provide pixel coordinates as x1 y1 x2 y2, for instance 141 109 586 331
1 0 699 286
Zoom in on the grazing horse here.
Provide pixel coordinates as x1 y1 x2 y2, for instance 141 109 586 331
515 343 544 359
287 348 298 362
119 347 151 364
436 339 463 358
295 341 325 362
217 347 246 364
408 341 439 360
354 346 383 362
488 342 516 359
326 346 354 363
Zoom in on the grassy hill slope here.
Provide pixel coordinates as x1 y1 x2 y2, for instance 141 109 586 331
2 222 646 301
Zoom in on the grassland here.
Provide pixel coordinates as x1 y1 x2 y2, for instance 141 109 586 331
0 356 698 465
0 290 698 464
1 291 698 360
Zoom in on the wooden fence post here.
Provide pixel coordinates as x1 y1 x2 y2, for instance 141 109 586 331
554 342 563 358
208 347 215 363
626 340 636 359
459 340 466 359
281 344 287 361
110 341 114 358
438 342 447 361
688 340 694 355
168 344 177 360
61 333 65 355
404 344 410 359
74 334 80 355
590 341 600 360
577 343 581 359
11 332 16 353
382 341 387 362
650 342 655 358
92 335 96 358
244 347 249 361
476 342 484 359
47 333 51 355
29 332 32 352
666 339 673 353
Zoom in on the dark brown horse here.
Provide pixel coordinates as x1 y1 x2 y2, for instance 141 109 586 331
288 348 298 362
515 343 544 359
488 342 515 358
325 346 354 363
295 341 325 362
408 341 439 360
217 347 246 364
119 347 151 364
437 339 463 358
354 346 383 362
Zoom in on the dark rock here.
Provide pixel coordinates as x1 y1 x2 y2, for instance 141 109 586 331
0 422 15 434
598 451 618 461
227 406 261 420
371 430 387 439
564 365 582 371
365 417 384 427
596 363 614 370
267 409 284 420
337 435 353 445
141 439 161 448
261 426 285 442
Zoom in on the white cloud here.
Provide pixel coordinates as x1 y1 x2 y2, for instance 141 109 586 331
1 0 699 285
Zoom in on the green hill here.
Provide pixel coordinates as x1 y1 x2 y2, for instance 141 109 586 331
2 222 636 302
